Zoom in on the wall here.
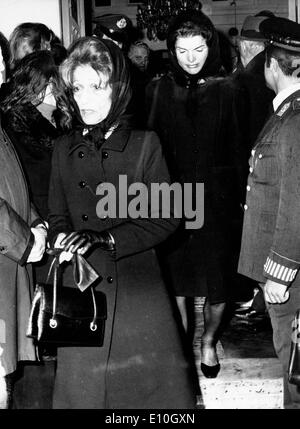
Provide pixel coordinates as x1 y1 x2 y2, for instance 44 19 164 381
92 0 289 50
0 0 61 40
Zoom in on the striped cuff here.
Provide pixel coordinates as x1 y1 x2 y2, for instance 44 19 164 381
264 256 298 285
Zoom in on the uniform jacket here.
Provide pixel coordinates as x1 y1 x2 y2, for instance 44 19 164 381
238 89 300 287
0 112 39 376
48 126 197 408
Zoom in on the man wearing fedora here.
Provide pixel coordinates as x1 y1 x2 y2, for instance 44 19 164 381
238 16 300 408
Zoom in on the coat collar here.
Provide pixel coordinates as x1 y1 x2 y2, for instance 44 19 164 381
67 125 131 155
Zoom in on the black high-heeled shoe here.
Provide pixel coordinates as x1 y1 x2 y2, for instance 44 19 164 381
200 362 220 378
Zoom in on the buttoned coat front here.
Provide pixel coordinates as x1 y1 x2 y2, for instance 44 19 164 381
48 126 198 409
0 114 37 376
238 89 300 286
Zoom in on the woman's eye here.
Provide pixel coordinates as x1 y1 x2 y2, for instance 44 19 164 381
72 86 80 93
92 83 103 90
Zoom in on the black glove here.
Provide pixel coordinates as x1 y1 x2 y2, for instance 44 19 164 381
60 230 115 255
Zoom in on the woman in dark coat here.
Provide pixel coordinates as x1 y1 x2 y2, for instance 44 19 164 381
146 10 246 378
47 36 198 409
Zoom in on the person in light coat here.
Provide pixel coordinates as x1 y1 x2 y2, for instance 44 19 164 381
0 44 46 408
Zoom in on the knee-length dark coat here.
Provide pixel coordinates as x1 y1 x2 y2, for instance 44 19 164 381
145 11 247 302
48 126 198 409
146 74 246 302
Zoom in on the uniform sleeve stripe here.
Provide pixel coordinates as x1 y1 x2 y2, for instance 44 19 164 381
264 257 298 282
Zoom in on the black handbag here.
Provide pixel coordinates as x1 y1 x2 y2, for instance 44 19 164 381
288 309 300 386
27 251 107 346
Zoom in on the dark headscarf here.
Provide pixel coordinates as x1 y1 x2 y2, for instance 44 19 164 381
167 10 223 87
69 37 131 148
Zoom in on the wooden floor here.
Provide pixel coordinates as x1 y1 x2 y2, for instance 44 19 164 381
194 298 283 409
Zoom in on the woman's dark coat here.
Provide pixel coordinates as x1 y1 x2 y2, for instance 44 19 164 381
48 126 198 409
146 73 247 302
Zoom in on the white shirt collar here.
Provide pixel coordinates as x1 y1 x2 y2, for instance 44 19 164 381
273 83 300 112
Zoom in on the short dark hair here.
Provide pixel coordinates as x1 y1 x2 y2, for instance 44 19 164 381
265 44 300 77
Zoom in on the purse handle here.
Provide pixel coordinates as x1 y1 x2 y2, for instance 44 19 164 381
46 250 98 332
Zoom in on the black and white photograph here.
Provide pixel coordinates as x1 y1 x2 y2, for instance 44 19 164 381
0 0 299 414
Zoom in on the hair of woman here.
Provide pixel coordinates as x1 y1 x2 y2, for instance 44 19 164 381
61 36 113 90
9 22 52 69
59 36 131 132
1 50 70 129
167 10 215 53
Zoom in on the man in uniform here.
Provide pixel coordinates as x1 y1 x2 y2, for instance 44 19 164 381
233 14 275 320
238 16 300 408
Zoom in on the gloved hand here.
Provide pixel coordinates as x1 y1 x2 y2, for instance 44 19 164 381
53 232 74 264
27 224 47 263
60 230 115 255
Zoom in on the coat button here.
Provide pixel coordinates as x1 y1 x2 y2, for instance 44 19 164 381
246 185 251 191
249 167 253 173
107 276 113 283
193 149 199 153
82 214 88 221
79 181 86 188
102 151 109 159
244 204 248 211
78 151 85 158
258 154 263 159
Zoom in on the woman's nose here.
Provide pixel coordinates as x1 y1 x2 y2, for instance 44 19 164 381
187 51 195 63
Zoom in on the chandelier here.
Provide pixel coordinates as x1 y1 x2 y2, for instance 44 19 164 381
137 0 203 41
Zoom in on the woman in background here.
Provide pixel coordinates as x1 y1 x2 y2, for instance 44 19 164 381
146 10 246 378
9 22 53 70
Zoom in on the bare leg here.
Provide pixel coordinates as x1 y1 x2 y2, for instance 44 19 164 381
201 298 226 366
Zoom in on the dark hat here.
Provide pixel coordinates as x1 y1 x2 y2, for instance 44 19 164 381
260 17 300 52
93 14 132 45
240 15 268 41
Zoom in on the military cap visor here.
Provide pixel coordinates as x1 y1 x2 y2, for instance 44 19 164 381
260 17 300 52
93 13 131 43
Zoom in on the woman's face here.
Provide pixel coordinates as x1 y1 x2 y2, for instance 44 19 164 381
39 82 56 106
72 65 112 125
175 35 209 75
